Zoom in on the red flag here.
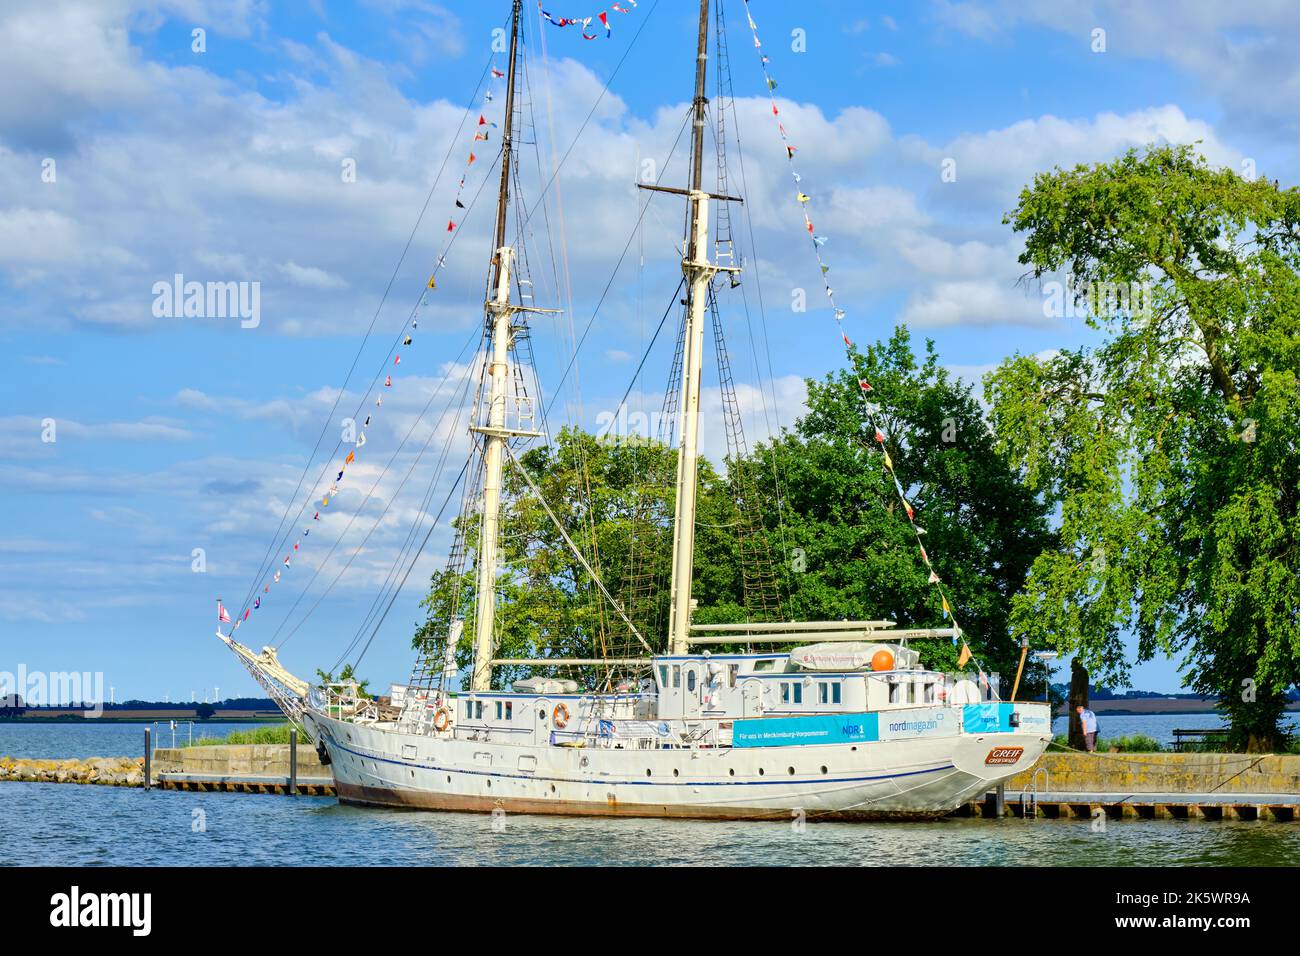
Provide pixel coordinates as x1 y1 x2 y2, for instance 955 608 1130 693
492 68 505 78
217 600 231 624
874 428 885 443
479 114 487 125
447 220 456 232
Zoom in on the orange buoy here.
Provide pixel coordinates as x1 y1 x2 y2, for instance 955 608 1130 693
871 649 895 672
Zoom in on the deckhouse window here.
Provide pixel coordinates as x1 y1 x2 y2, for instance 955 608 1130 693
672 666 681 689
686 670 697 692
659 665 669 688
793 683 803 704
818 683 828 704
832 684 842 705
781 683 791 704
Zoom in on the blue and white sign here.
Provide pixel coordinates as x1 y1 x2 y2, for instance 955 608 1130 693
1012 704 1051 733
732 713 879 748
877 708 955 741
962 702 1013 733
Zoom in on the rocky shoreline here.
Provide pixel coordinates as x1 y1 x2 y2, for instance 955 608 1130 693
0 756 146 787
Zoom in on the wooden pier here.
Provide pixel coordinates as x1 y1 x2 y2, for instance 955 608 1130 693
957 790 1299 822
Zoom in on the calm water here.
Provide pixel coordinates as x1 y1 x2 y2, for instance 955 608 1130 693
0 721 272 759
3 717 1299 866
3 779 1298 867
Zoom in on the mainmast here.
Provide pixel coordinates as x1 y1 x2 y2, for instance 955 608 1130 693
470 0 525 691
662 0 738 655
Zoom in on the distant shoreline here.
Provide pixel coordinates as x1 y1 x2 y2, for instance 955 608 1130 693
0 713 285 724
1050 700 1300 717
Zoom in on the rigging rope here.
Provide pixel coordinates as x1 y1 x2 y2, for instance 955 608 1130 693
739 0 995 691
231 39 505 626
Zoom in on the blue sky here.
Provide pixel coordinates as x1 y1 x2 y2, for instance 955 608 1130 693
3 0 1298 702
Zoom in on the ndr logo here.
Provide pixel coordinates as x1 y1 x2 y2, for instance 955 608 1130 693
840 724 865 737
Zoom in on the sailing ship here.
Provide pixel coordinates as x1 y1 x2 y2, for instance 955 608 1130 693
221 0 1051 820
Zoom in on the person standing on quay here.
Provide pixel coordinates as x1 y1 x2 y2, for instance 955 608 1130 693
1076 704 1099 752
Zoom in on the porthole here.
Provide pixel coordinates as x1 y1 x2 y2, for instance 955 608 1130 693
820 765 828 774
788 766 795 775
646 769 652 777
758 768 765 776
551 784 557 793
728 768 735 776
486 780 491 788
446 775 452 783
672 768 679 777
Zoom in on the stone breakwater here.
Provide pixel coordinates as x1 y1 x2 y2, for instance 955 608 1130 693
0 756 146 787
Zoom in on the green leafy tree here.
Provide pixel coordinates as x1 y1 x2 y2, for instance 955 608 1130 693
415 429 745 689
417 334 1054 694
987 143 1300 751
750 327 1055 680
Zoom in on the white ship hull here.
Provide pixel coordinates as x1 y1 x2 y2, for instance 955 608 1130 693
307 704 1051 821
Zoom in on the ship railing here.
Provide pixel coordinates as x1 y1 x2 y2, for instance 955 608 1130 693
319 682 378 723
861 670 1003 705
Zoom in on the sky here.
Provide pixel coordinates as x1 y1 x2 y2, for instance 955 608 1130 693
2 0 1298 703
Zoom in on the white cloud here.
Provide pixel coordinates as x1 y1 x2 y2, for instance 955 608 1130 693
899 279 1050 329
279 261 349 290
0 415 193 443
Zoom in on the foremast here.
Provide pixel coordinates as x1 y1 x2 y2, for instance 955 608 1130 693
470 0 528 691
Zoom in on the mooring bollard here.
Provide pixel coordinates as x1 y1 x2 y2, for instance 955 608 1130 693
144 727 151 791
289 728 298 796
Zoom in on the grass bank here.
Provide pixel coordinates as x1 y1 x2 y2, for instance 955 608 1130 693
183 723 301 747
